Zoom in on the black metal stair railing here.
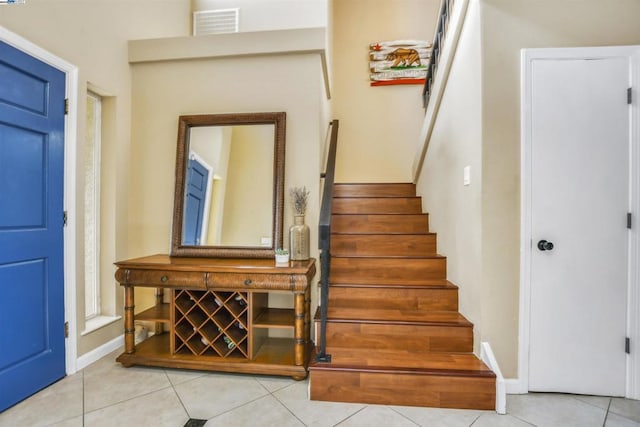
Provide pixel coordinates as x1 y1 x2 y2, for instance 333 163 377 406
422 0 453 108
316 119 339 363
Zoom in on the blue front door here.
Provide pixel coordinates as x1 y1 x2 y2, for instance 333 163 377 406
183 158 209 245
0 40 66 411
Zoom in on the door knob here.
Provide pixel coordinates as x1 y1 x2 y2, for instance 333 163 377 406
537 240 554 251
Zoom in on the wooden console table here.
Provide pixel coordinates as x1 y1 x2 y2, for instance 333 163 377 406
114 255 315 380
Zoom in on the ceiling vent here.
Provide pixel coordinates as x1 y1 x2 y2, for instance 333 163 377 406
193 8 239 36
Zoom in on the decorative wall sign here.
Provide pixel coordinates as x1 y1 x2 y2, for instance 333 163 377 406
369 40 431 86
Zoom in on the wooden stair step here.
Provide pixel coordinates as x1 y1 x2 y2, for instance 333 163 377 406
328 282 459 311
315 308 473 352
331 234 437 257
333 183 416 198
332 214 429 234
332 197 422 214
331 256 446 284
323 307 472 327
309 348 495 409
312 347 494 375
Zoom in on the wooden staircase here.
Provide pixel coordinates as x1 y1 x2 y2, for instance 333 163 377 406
309 183 496 410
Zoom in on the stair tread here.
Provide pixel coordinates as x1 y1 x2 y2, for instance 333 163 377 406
332 254 439 259
311 347 494 377
321 308 472 326
333 254 445 260
329 280 457 289
333 183 416 198
331 231 435 236
333 197 422 214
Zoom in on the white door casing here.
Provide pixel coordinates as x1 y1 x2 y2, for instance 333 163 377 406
520 46 640 397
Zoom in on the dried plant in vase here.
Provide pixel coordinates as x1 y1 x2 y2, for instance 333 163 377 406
290 186 310 215
289 186 310 260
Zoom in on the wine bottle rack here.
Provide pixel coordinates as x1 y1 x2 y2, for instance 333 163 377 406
172 289 249 359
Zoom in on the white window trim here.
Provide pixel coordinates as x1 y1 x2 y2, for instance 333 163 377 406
81 315 121 336
85 90 102 320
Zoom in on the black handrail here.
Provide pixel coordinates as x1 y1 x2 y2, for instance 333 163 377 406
316 119 339 363
422 0 452 108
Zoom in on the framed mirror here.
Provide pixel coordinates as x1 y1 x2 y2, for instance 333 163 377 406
171 112 286 258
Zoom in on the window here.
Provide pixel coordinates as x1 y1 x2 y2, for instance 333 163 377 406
84 91 101 320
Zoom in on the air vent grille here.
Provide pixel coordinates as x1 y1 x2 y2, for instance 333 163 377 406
193 8 239 36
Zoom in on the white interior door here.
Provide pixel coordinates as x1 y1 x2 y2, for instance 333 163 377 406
528 55 629 396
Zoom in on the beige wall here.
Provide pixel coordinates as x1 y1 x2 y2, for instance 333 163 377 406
330 0 440 182
129 51 326 312
0 0 190 357
417 0 640 378
220 125 274 246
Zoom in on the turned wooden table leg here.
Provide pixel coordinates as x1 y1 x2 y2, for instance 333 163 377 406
304 286 311 345
294 291 305 366
124 285 135 354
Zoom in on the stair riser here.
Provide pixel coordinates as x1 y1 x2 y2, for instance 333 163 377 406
309 370 495 410
331 257 446 284
333 183 416 198
328 286 458 311
318 322 473 352
331 234 437 257
333 197 422 214
332 214 429 234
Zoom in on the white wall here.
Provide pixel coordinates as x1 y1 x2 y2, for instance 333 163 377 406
193 0 327 32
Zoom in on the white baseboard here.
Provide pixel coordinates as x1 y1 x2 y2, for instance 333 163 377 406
76 334 124 371
480 342 506 414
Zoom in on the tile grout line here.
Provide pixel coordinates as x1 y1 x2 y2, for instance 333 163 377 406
467 413 483 426
164 369 192 422
602 398 613 427
510 413 538 426
261 378 308 426
193 376 278 424
81 382 177 417
330 405 369 427
387 406 424 426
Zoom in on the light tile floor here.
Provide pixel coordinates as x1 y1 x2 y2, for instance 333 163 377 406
1 348 639 427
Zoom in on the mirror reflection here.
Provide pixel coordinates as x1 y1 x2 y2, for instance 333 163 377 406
171 112 286 258
184 124 274 247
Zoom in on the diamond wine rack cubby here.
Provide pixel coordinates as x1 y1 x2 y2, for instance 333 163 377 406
172 290 249 359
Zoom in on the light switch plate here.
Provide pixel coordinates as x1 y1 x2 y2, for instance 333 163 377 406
463 165 471 186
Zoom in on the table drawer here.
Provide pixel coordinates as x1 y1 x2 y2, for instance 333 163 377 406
207 272 297 291
119 269 206 289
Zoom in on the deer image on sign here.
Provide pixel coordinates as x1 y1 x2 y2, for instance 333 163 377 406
369 40 431 86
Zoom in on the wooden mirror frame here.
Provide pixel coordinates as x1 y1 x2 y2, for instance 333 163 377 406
170 112 286 258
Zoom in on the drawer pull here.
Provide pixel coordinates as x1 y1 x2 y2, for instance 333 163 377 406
160 275 168 283
244 279 252 286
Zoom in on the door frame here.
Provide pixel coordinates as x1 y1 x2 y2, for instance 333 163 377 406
518 46 640 398
188 151 214 244
0 26 79 375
